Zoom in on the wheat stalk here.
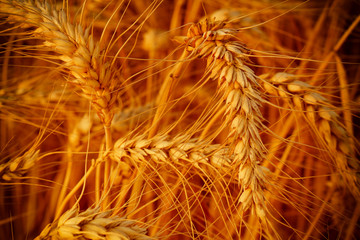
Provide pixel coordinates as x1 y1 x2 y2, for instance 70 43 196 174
1 0 118 129
112 133 240 238
0 149 39 181
35 206 152 240
184 19 269 220
114 134 232 171
1 0 125 213
263 72 360 198
1 0 359 239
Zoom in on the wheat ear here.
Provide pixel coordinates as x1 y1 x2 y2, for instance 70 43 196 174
184 19 269 220
1 0 118 129
0 149 39 181
35 206 152 240
114 134 232 171
1 0 122 213
263 72 360 198
113 133 234 237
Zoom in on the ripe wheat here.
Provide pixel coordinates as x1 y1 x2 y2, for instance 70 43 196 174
0 0 359 239
0 149 39 181
1 0 118 127
184 19 268 220
263 72 360 198
35 206 151 240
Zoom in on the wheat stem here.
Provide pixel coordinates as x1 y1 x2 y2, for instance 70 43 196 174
345 201 360 240
303 184 335 240
55 161 96 219
148 50 190 139
335 55 354 137
310 15 360 85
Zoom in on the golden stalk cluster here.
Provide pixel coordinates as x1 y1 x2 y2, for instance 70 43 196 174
0 0 359 239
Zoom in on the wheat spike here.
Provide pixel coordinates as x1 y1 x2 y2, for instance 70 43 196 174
114 134 232 171
184 19 268 220
1 0 119 127
264 72 360 198
0 149 39 181
35 206 152 240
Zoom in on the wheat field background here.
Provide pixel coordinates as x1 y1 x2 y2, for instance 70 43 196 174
0 0 359 239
